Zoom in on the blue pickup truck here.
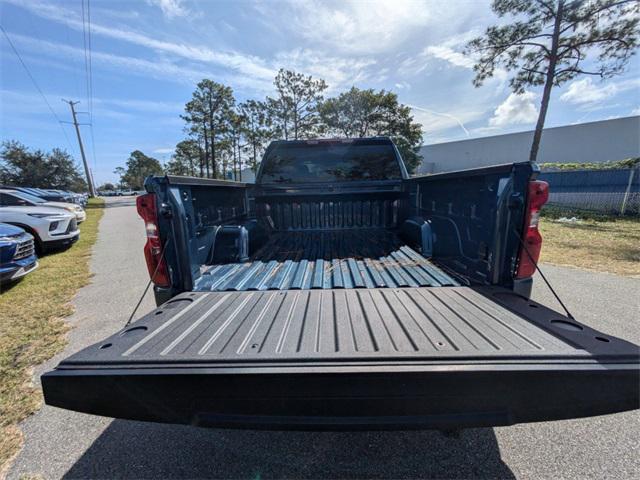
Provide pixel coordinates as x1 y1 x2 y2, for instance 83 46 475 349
42 137 639 431
0 223 38 284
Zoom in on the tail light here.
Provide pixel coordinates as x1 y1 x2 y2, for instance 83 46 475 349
515 180 549 279
136 194 171 287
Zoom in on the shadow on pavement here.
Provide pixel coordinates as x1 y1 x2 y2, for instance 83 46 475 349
63 420 514 479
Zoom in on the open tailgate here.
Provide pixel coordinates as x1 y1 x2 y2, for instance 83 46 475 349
42 287 640 430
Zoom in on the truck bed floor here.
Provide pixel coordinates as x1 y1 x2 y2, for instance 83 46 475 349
59 287 638 366
195 229 458 291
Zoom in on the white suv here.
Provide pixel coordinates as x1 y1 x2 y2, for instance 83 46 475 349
0 189 87 223
0 205 80 252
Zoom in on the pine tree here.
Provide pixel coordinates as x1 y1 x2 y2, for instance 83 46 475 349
465 0 639 162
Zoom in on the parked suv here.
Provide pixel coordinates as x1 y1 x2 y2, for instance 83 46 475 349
0 205 79 252
0 223 38 283
0 189 86 223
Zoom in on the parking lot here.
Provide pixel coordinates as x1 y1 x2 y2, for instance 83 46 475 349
6 196 639 479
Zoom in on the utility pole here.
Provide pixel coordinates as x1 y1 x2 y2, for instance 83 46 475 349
63 99 96 197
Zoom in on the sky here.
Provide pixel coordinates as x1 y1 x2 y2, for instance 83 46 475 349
1 0 639 185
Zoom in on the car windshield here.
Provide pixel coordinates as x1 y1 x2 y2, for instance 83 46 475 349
260 141 402 183
11 191 47 204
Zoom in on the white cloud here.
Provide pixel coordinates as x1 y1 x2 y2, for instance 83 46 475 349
91 7 141 20
423 45 475 69
274 49 376 91
146 0 189 19
4 0 276 83
83 23 276 82
6 0 381 93
489 91 539 127
631 107 640 116
396 56 428 76
265 0 433 55
7 33 211 85
420 30 479 69
560 77 640 108
560 78 617 105
153 147 175 154
421 32 510 95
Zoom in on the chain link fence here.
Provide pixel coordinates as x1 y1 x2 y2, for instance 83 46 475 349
538 167 639 216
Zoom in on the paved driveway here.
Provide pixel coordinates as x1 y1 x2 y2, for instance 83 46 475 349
8 197 640 479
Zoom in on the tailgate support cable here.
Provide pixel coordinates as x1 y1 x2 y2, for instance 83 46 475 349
513 230 575 320
125 237 172 327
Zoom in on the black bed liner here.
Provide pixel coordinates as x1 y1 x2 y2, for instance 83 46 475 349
56 288 617 362
43 286 640 430
195 229 458 291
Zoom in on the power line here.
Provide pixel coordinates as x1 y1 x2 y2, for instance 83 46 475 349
87 0 93 116
80 0 91 112
82 0 98 173
0 24 75 152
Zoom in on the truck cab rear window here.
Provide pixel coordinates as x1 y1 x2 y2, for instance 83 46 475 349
259 142 401 183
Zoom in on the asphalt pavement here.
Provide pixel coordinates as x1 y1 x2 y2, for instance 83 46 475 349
8 196 640 479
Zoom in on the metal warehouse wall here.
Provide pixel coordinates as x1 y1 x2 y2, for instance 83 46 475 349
417 116 640 174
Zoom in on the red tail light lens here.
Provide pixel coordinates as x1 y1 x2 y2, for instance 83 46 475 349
516 180 549 279
136 194 171 287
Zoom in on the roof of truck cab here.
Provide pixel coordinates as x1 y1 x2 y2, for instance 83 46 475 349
269 136 393 146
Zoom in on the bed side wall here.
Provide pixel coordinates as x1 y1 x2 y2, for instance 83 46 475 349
405 163 535 288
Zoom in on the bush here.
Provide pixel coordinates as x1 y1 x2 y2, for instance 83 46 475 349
538 157 640 171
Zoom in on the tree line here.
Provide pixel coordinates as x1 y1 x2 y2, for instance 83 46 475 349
0 141 88 191
171 69 424 180
110 69 425 189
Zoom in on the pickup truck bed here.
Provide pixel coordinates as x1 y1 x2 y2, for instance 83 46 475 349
43 286 639 430
195 229 458 291
41 141 640 431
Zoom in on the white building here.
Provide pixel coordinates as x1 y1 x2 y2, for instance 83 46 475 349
417 116 640 174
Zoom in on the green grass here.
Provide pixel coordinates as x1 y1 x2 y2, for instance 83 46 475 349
0 198 104 475
540 216 640 276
